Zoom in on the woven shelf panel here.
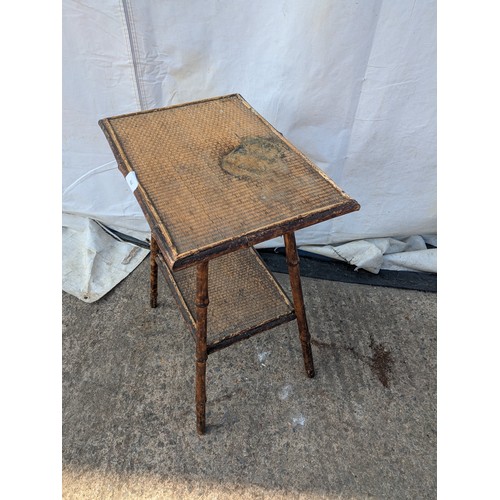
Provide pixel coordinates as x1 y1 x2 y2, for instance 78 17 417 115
168 247 294 344
106 95 351 257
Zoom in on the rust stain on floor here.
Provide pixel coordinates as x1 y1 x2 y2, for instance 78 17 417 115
311 336 394 388
368 337 394 388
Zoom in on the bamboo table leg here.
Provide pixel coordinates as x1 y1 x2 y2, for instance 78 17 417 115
150 236 158 308
284 232 315 378
195 261 209 434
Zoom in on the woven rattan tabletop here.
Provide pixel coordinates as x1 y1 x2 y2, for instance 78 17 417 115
99 94 359 270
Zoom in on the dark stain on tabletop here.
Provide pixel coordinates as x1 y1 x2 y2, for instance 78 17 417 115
221 136 289 180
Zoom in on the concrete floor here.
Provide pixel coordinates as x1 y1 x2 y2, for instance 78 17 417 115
62 256 436 499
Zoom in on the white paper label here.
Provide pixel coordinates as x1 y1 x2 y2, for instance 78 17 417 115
126 171 139 192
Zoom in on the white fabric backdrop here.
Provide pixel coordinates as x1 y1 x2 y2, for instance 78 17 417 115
62 0 436 301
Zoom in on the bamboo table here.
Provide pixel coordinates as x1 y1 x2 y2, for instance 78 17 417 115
99 94 360 434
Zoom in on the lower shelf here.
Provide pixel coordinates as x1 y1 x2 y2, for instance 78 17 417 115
156 247 296 353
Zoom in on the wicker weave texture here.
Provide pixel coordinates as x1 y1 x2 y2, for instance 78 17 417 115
169 247 294 344
106 95 353 258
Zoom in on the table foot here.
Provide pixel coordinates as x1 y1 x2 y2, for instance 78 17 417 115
284 232 316 378
150 235 158 308
195 261 209 434
196 360 207 435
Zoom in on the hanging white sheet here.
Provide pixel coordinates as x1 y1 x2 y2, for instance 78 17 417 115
62 0 436 300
